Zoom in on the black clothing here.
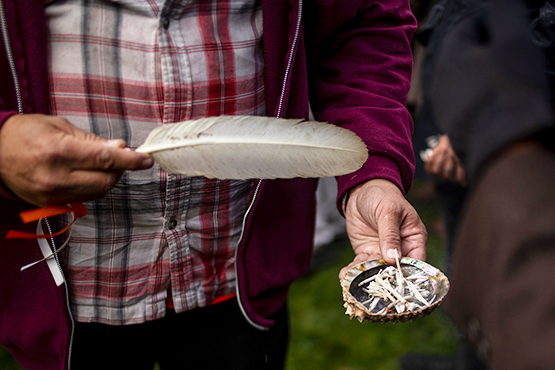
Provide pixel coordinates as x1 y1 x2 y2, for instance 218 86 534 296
432 0 555 183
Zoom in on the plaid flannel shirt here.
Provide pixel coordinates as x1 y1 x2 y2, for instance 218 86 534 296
46 0 264 325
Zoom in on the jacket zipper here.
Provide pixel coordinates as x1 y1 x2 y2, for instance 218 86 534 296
276 0 303 119
0 0 23 114
234 180 265 330
234 0 304 331
0 3 75 368
45 219 75 370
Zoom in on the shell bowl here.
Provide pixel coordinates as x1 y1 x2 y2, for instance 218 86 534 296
340 258 450 324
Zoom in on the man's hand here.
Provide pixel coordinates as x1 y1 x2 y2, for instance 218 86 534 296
340 178 427 278
0 114 154 206
424 135 467 186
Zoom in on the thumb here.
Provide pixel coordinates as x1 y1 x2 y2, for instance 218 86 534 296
378 212 402 265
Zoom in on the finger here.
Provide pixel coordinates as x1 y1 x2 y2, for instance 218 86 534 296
105 139 128 148
338 251 381 279
63 168 124 195
400 233 428 261
377 212 403 265
423 151 437 173
405 246 427 261
443 159 456 181
398 215 428 261
339 260 360 280
49 117 128 151
56 136 153 171
455 165 467 186
420 148 434 162
20 169 125 206
426 149 447 177
49 116 112 143
38 117 153 170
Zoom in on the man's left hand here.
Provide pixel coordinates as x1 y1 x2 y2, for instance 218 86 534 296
340 178 427 278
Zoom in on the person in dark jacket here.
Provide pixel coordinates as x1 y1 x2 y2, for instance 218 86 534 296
402 2 486 369
432 0 555 368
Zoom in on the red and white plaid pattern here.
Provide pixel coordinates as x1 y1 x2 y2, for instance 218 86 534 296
46 0 264 325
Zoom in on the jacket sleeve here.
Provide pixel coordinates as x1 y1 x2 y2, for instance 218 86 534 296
0 0 48 203
0 112 22 201
305 0 417 211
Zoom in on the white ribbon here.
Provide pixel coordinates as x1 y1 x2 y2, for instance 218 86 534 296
20 215 74 286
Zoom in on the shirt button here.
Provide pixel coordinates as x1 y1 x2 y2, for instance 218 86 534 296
168 219 177 230
162 17 170 30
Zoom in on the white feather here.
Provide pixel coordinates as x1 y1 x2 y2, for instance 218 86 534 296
136 115 368 179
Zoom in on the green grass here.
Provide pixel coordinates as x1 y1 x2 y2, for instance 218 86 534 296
0 348 23 370
0 181 457 370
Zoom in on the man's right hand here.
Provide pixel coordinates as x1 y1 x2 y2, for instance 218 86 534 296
0 114 154 206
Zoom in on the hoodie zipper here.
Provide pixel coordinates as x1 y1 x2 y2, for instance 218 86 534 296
234 0 304 330
0 2 75 368
45 219 75 370
276 0 303 119
0 0 23 114
234 180 265 330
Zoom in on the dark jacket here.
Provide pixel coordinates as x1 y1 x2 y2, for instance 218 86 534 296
431 0 555 182
433 0 555 366
0 0 416 368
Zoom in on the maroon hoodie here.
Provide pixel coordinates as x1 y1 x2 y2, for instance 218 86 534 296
0 0 416 368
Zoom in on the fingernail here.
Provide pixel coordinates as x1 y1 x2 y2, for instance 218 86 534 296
386 249 398 259
143 157 154 167
106 139 124 147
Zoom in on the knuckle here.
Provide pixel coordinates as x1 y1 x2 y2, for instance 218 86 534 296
382 232 401 243
36 140 64 163
33 174 64 194
381 201 401 216
102 175 119 191
83 131 101 142
53 116 71 126
95 148 117 170
98 172 122 193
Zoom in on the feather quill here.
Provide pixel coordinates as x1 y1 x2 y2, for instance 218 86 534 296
136 115 368 179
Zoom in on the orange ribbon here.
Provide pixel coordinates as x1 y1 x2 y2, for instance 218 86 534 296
6 203 88 239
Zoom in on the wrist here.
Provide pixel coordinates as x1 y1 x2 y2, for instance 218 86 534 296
345 179 401 210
